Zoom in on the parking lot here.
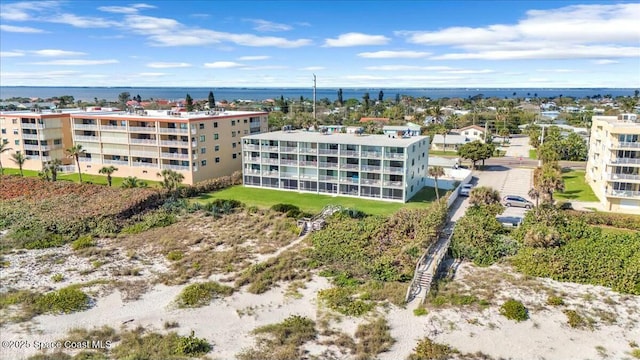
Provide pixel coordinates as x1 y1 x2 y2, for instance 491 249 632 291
473 166 533 219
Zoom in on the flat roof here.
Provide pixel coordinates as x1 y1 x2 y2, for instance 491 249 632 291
244 130 428 147
70 109 266 120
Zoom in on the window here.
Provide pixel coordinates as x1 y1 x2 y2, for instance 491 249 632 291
201 160 207 166
1 129 5 134
54 139 62 145
214 133 219 140
199 123 205 130
199 135 205 142
231 120 236 126
232 143 237 148
14 139 20 145
12 119 17 124
214 122 218 128
200 147 206 154
215 157 220 163
244 119 248 123
13 129 18 135
233 153 237 159
232 131 236 137
244 130 248 135
215 145 220 152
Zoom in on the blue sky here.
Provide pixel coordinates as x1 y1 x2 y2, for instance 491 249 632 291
1 0 639 88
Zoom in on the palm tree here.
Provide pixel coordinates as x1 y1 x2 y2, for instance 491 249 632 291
534 163 565 203
528 187 540 207
0 142 13 175
121 176 147 188
46 159 62 182
448 113 460 130
10 151 27 176
98 165 118 186
439 126 448 152
157 169 185 191
429 105 443 124
498 127 510 144
428 166 445 200
469 186 501 207
66 144 86 183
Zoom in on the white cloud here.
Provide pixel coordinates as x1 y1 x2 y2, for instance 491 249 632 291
237 55 271 61
50 13 118 28
32 49 86 57
147 62 192 68
98 6 140 14
131 3 156 9
399 3 640 61
536 68 577 73
203 61 245 68
358 50 431 59
0 24 46 33
324 32 389 47
245 19 292 32
365 65 454 71
593 59 619 65
1 70 79 80
138 72 166 77
300 66 325 71
0 1 59 21
0 51 25 57
440 69 495 74
30 59 119 65
240 65 288 71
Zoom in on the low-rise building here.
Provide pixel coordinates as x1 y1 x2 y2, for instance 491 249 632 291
586 113 640 214
382 122 421 137
453 125 487 142
241 130 430 202
430 134 470 152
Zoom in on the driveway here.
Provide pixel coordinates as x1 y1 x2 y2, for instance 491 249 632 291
504 135 531 159
474 166 533 218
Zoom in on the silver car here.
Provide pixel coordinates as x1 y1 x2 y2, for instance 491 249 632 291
502 195 533 209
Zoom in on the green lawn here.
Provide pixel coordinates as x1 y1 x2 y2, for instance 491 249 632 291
529 149 537 159
194 185 438 216
428 150 458 156
556 170 599 202
2 167 160 187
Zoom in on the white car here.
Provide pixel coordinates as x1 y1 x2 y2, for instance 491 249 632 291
459 184 473 196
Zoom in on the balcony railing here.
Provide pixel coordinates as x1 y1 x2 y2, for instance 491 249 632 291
607 190 640 198
383 180 404 188
280 146 298 153
262 145 279 151
79 157 98 163
129 126 157 133
161 164 189 171
100 125 127 132
609 158 640 165
319 175 338 181
131 150 159 158
21 123 45 129
299 148 317 154
385 152 405 159
361 179 381 186
132 162 158 168
261 158 279 164
280 159 298 165
299 161 318 167
318 149 339 155
23 144 40 151
161 152 189 160
101 137 129 144
103 159 129 166
280 172 298 178
73 124 98 130
361 165 381 172
245 157 260 162
244 169 261 175
362 151 381 158
244 144 260 150
130 138 158 145
21 133 40 140
262 170 279 176
340 150 359 157
612 141 640 149
340 163 359 170
340 177 359 184
383 166 405 174
158 127 188 134
608 173 640 181
319 162 338 168
41 156 52 162
75 135 99 142
160 140 189 147
39 145 55 151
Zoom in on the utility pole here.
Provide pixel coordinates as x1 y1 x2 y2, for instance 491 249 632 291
538 125 545 167
313 74 317 121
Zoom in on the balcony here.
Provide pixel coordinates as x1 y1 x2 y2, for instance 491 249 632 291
384 167 405 174
361 179 381 186
385 153 405 159
383 180 404 188
129 126 157 133
244 144 260 150
280 172 298 179
319 162 338 168
280 159 298 166
161 152 189 160
299 161 318 167
23 144 40 151
160 140 189 147
130 138 158 145
612 141 640 149
318 149 339 155
161 164 190 171
262 145 279 151
75 135 99 142
280 146 298 153
608 173 640 182
299 148 317 154
261 158 279 165
132 162 158 168
103 159 129 166
362 151 381 158
262 170 279 176
319 175 338 181
607 190 640 198
245 156 260 163
79 157 99 163
73 124 98 131
40 145 55 151
101 137 129 144
244 168 261 175
361 165 381 172
609 158 640 166
191 142 197 148
340 150 359 157
21 123 45 129
41 156 52 162
131 150 159 158
340 163 359 170
159 127 188 134
21 133 40 140
100 125 127 132
340 177 359 184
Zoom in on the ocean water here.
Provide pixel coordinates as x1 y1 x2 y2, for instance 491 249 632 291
0 86 635 103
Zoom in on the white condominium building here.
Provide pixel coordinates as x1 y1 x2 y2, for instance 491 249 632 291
241 130 430 202
586 113 640 214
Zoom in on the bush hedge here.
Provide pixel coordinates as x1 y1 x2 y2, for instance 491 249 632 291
500 299 529 322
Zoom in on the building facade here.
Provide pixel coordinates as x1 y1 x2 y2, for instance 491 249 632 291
241 131 430 202
586 114 640 214
1 109 268 184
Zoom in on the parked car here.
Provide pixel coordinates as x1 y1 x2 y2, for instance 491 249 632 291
502 195 533 209
459 184 473 196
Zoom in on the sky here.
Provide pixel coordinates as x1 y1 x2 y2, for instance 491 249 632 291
0 0 639 88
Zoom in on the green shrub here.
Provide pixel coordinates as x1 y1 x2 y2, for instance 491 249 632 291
408 337 456 360
238 315 316 360
271 203 300 214
34 287 90 314
354 318 395 360
112 330 211 359
120 210 176 235
413 307 428 316
499 299 529 322
51 273 64 283
566 210 640 231
547 295 565 306
27 353 72 360
318 287 374 316
564 309 588 328
166 250 184 261
631 349 640 359
71 235 96 250
176 332 212 356
175 281 234 308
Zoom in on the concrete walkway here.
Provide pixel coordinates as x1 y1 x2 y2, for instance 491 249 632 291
504 135 532 159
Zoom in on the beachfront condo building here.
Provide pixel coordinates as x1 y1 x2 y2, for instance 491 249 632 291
241 130 430 202
586 113 640 214
1 109 268 184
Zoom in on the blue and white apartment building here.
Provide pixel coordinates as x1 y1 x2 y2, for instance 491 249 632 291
241 130 430 202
